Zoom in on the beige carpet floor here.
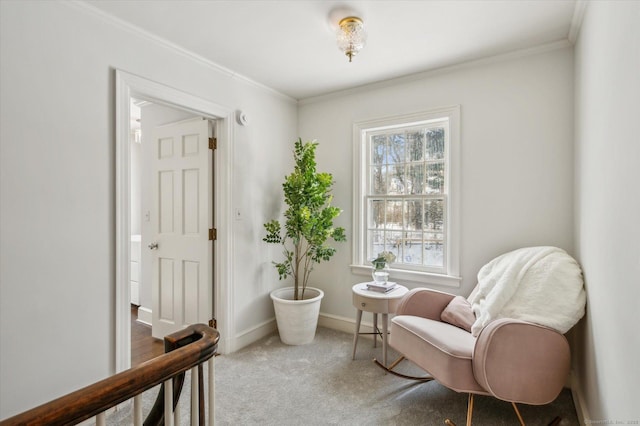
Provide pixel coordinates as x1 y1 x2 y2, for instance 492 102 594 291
105 327 579 425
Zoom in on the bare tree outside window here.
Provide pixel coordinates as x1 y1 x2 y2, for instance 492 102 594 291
365 122 448 270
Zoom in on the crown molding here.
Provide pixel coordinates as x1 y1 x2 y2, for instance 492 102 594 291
65 0 577 106
568 0 588 45
65 0 296 104
299 39 572 106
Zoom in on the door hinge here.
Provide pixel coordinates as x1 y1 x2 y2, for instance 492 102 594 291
208 318 217 329
209 228 217 241
209 137 217 150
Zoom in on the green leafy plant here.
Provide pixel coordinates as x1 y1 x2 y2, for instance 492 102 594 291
263 138 346 300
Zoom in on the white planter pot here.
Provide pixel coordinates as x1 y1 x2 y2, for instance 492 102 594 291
270 287 324 345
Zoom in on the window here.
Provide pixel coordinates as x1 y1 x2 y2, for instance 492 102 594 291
352 107 460 286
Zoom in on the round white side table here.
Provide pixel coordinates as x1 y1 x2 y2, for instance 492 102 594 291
351 283 409 366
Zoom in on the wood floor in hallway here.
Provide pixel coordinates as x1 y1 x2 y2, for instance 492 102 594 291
131 305 164 366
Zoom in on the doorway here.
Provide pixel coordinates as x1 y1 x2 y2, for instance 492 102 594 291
115 70 234 372
130 100 211 362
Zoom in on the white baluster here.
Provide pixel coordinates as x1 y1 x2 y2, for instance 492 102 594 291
191 366 198 426
208 356 215 426
96 412 106 426
133 395 142 426
164 379 174 426
174 395 180 425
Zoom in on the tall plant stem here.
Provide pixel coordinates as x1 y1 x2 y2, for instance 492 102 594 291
293 236 307 300
295 239 312 300
302 248 313 300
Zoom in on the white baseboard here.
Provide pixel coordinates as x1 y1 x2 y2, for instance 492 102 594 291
136 306 152 326
232 318 277 352
318 312 377 338
228 311 380 353
134 308 275 353
571 370 590 426
229 312 374 352
318 312 357 334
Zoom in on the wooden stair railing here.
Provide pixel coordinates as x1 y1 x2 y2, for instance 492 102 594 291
0 324 219 426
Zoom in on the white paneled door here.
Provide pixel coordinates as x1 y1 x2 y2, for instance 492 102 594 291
150 118 213 339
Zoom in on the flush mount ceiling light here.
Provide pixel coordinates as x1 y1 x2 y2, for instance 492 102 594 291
336 16 366 62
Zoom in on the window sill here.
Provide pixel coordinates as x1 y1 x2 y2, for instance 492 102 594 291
350 264 461 288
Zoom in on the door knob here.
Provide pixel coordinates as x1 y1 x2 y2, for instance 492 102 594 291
148 242 159 250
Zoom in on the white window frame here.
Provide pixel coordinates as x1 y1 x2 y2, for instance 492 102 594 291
351 106 461 287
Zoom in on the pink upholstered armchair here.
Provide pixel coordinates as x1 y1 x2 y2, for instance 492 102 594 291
383 247 586 425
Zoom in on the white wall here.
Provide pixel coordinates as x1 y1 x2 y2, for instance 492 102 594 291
299 47 575 324
5 0 634 421
0 0 296 419
573 1 640 421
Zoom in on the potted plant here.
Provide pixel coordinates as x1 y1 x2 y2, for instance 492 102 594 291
371 251 396 283
264 138 346 345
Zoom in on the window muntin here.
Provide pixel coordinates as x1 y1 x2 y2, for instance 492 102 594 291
363 120 449 274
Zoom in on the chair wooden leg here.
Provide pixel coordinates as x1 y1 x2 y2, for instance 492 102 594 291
512 402 525 426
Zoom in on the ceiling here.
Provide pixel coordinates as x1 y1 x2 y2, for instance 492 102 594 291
86 0 579 100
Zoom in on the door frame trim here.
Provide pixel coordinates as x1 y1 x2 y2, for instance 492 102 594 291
115 69 234 372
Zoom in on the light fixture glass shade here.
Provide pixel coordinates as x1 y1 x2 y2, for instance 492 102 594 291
337 16 366 62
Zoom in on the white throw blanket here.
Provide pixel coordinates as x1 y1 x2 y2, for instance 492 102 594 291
468 246 586 337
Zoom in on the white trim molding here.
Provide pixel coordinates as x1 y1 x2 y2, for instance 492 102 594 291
568 0 588 45
351 106 462 287
318 312 379 338
318 312 361 335
350 265 461 288
571 369 590 426
233 319 278 351
299 40 571 105
115 69 235 372
136 306 153 326
67 1 295 104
